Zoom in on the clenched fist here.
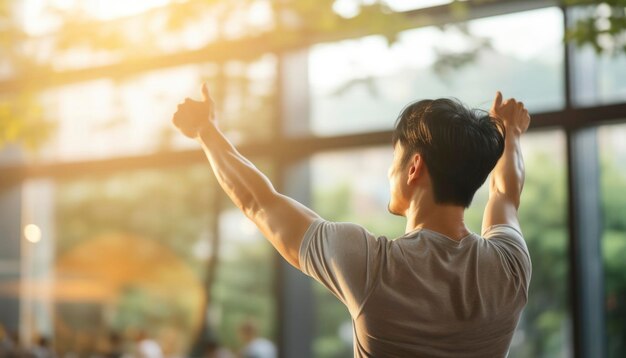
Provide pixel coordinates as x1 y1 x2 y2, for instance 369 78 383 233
172 83 216 138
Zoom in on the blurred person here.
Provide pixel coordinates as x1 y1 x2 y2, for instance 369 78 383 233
5 331 29 358
134 331 162 358
172 86 531 357
202 337 235 358
0 324 16 356
72 331 95 358
237 320 275 358
102 332 125 358
31 336 56 358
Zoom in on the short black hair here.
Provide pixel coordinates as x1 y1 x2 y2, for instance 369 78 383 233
392 98 505 208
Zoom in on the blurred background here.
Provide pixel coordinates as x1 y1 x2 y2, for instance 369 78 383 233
0 0 625 357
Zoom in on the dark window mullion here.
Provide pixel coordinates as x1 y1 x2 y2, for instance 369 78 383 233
275 49 315 358
566 126 606 358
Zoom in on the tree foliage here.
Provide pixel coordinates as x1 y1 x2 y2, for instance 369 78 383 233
565 0 626 54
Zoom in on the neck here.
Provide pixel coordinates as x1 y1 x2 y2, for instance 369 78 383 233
404 191 470 241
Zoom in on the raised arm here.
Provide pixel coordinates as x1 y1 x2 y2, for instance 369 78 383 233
172 84 320 269
481 91 531 235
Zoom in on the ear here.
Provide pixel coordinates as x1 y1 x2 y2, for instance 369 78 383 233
406 153 424 185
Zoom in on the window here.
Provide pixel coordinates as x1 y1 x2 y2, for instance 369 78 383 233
309 7 564 136
28 56 276 164
48 167 215 353
213 207 277 351
594 54 626 105
568 5 626 107
12 164 276 354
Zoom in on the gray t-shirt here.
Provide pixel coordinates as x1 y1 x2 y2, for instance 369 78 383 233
299 219 531 358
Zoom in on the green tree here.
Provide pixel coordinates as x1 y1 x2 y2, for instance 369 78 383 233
600 150 626 357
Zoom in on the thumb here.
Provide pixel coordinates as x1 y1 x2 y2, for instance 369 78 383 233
201 82 210 103
492 91 503 109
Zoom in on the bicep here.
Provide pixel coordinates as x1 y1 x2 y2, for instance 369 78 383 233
247 191 320 269
482 191 521 235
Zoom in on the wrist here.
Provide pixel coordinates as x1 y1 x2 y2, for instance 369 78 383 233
196 121 217 142
504 125 523 139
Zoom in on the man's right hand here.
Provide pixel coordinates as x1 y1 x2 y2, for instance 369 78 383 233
490 91 530 136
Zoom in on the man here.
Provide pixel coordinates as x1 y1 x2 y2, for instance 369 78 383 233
172 85 531 357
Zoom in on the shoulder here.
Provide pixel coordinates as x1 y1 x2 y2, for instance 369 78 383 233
482 224 528 255
298 220 388 313
482 224 532 286
300 220 383 256
298 219 389 275
304 219 377 237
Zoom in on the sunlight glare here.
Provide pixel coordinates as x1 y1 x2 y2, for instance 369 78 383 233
88 0 171 20
22 0 172 35
24 224 42 243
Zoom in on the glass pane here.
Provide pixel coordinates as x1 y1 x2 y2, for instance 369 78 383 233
572 49 626 106
15 55 276 164
311 146 405 238
213 206 278 352
8 163 276 356
595 54 626 105
309 7 564 136
33 166 215 355
568 5 626 107
598 123 626 358
307 130 570 357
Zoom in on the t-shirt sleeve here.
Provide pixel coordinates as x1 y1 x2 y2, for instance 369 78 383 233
482 224 532 293
299 219 384 315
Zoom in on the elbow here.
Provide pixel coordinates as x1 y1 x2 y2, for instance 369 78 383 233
506 192 521 210
240 188 277 219
489 176 524 210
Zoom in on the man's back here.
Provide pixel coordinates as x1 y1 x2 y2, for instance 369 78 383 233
300 220 531 357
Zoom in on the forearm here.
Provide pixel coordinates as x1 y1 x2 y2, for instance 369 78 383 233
196 124 276 217
489 129 525 208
